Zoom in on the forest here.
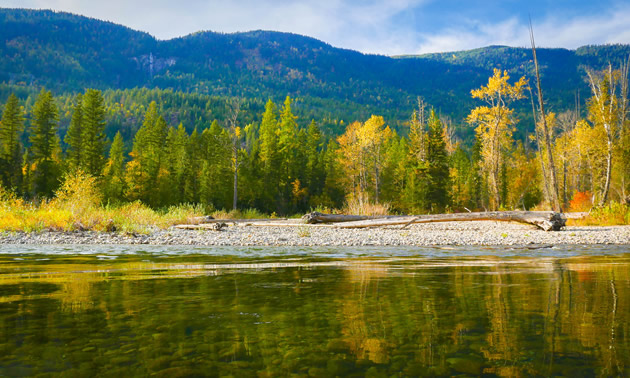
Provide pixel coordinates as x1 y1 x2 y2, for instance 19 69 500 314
0 59 628 222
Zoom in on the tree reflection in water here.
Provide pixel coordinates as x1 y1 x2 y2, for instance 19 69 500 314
0 253 628 376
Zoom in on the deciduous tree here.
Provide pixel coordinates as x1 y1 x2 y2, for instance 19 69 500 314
467 69 527 210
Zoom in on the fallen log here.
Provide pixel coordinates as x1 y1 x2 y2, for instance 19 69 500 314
186 216 215 223
178 218 288 225
331 211 566 231
562 212 589 219
173 219 304 230
302 212 383 224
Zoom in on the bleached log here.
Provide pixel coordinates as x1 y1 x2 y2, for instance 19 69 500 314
561 212 589 219
302 212 388 224
332 211 566 231
173 219 303 229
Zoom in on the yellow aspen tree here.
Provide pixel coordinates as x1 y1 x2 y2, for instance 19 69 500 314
337 121 363 197
337 116 392 204
358 115 392 203
467 69 527 210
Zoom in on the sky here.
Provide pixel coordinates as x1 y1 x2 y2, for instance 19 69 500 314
1 0 629 55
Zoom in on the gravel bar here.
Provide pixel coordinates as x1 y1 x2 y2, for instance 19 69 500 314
1 221 629 246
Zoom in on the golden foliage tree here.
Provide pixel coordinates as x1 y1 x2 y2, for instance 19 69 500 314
467 69 527 210
337 115 392 204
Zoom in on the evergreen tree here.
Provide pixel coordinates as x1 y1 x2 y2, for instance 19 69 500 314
103 131 125 202
277 96 305 212
64 93 83 171
380 135 407 210
0 93 25 192
450 146 473 211
403 104 430 212
164 123 189 205
81 89 107 177
305 120 324 197
29 88 61 197
257 99 279 211
426 110 450 211
199 121 231 209
320 140 345 209
125 101 168 206
470 138 486 210
184 127 203 203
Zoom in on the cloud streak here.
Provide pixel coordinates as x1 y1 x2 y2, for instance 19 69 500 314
414 4 630 54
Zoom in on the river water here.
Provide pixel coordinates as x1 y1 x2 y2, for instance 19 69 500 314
1 245 629 376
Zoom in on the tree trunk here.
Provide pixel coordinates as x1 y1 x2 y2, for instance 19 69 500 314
600 134 613 206
331 211 566 231
303 211 566 231
302 212 380 223
233 149 238 210
530 24 561 212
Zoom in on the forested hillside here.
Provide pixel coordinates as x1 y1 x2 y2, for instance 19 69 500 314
1 8 629 219
1 8 629 139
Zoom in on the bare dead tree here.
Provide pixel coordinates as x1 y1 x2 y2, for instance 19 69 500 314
529 20 562 212
528 85 550 204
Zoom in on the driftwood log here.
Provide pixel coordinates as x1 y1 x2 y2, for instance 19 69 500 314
303 211 566 231
302 213 382 224
175 211 569 232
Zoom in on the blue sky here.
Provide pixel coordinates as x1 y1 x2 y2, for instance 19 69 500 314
1 0 629 55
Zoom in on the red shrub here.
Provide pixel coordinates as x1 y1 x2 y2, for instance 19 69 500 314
568 191 592 212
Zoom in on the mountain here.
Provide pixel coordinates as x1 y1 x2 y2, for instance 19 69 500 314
1 8 629 139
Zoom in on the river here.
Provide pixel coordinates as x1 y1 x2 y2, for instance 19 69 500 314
1 245 629 376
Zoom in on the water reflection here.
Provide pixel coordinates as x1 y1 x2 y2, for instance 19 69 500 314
0 251 629 376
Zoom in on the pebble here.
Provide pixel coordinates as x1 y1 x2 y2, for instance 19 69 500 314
0 222 629 246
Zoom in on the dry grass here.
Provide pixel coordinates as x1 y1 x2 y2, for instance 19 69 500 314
567 203 630 226
0 172 204 233
342 195 391 216
210 208 267 220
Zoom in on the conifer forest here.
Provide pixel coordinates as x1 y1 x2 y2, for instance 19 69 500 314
1 59 629 216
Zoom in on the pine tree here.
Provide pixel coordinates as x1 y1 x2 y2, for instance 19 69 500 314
103 132 125 202
29 88 61 197
320 140 345 209
64 93 83 171
404 105 430 212
124 101 168 206
426 110 450 211
257 99 279 211
184 127 203 203
81 89 107 177
164 123 189 205
199 121 231 209
276 96 306 212
305 120 324 197
0 93 25 192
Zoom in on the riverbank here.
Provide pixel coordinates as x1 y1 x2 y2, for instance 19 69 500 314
1 221 629 246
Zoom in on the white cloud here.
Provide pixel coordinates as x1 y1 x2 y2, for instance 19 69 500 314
0 0 628 55
414 4 630 54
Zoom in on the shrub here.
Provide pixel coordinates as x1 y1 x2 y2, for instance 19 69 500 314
568 191 592 212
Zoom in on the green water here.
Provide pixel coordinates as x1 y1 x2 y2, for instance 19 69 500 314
1 245 629 377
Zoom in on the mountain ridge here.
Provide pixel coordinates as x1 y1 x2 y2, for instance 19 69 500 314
1 8 629 139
